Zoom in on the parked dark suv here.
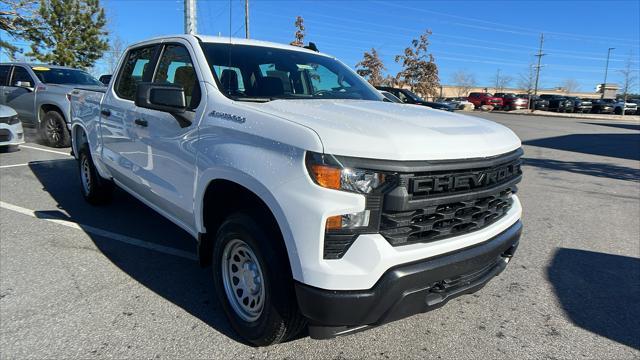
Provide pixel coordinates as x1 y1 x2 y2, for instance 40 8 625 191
590 99 615 114
516 94 549 110
375 86 455 111
539 95 574 112
564 97 592 113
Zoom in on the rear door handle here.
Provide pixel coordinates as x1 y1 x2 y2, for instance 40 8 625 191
100 109 111 117
134 119 148 127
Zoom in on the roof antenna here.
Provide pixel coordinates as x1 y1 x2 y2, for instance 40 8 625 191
304 42 319 52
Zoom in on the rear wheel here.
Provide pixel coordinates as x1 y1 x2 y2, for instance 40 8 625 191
212 212 306 346
40 111 70 148
78 146 113 205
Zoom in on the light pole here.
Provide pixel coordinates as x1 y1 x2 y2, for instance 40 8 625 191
601 47 615 99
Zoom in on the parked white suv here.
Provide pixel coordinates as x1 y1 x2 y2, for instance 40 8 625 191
69 35 523 345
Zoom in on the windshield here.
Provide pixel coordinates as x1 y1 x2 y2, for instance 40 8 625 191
402 89 425 102
32 67 102 86
200 43 382 101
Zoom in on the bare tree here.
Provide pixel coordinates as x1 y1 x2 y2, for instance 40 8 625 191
355 48 386 86
618 51 638 116
395 29 440 98
517 65 535 94
105 35 124 73
451 70 476 97
381 74 399 87
290 16 305 47
494 69 512 92
560 79 580 94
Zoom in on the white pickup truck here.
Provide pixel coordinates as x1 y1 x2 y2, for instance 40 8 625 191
69 35 523 345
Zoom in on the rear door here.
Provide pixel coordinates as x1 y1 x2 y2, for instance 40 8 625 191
131 42 204 228
0 65 10 104
100 44 159 193
5 66 37 125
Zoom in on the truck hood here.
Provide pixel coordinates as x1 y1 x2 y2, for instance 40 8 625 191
243 99 521 161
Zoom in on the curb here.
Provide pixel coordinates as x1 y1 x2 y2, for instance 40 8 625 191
479 110 640 123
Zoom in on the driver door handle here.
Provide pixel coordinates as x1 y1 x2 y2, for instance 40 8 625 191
134 119 148 127
101 109 111 117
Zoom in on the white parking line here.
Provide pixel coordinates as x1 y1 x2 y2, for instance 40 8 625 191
0 163 30 169
20 145 71 156
0 201 197 261
0 159 65 169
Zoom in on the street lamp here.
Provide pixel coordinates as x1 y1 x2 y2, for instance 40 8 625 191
601 47 615 99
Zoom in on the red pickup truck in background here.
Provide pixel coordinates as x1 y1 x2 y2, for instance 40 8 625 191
494 93 529 111
467 92 503 109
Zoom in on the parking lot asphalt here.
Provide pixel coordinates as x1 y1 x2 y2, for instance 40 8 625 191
1 116 639 359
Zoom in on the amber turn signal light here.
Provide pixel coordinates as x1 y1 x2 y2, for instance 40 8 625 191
311 164 341 190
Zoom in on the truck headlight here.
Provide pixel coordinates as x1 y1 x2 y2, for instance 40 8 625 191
306 152 386 194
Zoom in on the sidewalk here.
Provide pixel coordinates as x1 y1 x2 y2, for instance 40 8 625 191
485 109 640 122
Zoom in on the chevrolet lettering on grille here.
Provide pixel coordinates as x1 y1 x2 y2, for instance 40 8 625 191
410 161 522 195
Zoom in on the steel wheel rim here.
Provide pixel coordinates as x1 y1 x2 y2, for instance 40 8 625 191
221 239 265 322
80 156 92 195
46 118 62 143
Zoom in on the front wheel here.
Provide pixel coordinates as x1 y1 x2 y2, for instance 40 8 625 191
78 147 113 205
40 111 70 148
212 212 306 346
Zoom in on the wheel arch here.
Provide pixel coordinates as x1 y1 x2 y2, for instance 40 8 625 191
38 103 66 125
196 173 301 279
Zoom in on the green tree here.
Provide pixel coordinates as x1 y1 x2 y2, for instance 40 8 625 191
356 48 386 86
290 16 304 47
395 30 440 98
25 0 108 68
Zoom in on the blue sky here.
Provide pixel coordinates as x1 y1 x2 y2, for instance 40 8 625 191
3 0 640 92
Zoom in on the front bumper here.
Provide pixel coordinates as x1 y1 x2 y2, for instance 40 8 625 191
296 220 522 339
0 122 25 146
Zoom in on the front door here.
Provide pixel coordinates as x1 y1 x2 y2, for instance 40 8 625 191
5 66 36 125
131 42 204 228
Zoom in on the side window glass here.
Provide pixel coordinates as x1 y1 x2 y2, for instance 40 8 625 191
11 67 34 86
397 91 408 103
153 44 201 109
115 46 156 100
0 65 10 86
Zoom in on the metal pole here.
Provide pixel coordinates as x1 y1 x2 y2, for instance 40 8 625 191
245 0 250 39
184 0 197 35
601 47 615 99
533 33 545 112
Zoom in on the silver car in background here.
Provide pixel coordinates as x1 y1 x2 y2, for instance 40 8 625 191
0 105 24 150
0 63 104 147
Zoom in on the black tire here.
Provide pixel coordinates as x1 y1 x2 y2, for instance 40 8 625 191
40 111 70 148
614 107 622 115
78 146 113 205
503 105 510 111
212 212 306 346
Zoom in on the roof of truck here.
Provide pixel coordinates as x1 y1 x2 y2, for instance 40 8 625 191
128 34 333 58
0 62 78 70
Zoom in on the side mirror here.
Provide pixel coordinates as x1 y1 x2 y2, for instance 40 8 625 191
135 82 192 128
15 81 32 89
135 82 187 114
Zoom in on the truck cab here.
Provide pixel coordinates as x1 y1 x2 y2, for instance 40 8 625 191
69 35 523 345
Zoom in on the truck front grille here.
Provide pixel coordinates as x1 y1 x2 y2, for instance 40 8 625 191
380 187 514 246
378 150 522 247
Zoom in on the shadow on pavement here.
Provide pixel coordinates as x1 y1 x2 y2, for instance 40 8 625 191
523 133 640 161
582 122 640 131
547 248 640 350
523 157 640 182
27 159 243 343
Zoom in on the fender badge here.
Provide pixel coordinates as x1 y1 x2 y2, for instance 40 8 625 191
208 110 246 124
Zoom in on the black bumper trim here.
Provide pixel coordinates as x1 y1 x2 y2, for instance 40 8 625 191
295 220 522 339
